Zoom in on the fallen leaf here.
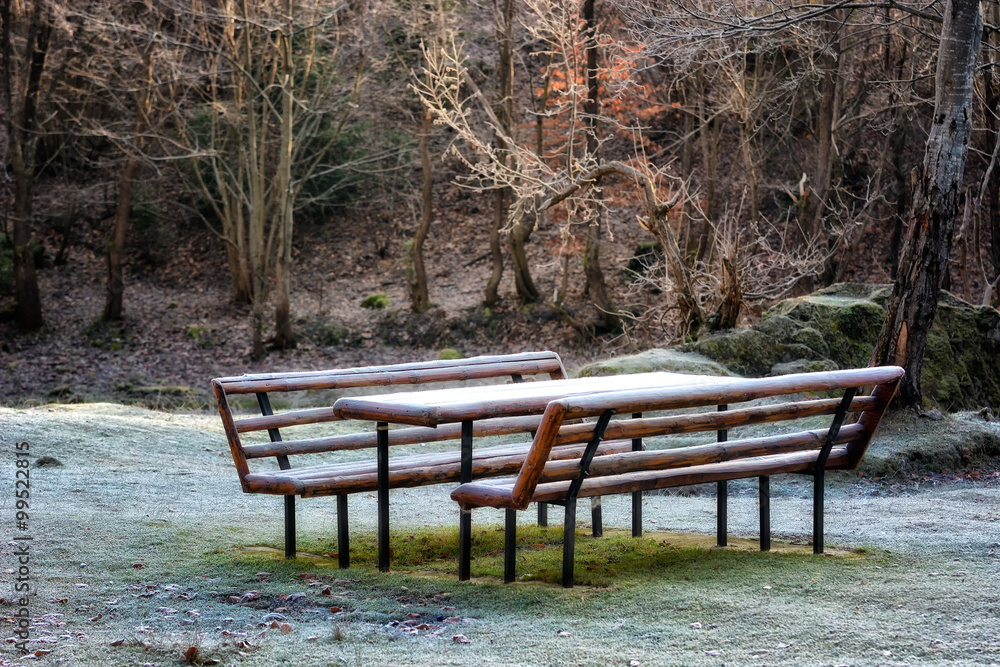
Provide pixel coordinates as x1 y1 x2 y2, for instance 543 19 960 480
329 607 342 614
132 563 145 569
557 630 573 637
279 623 293 635
183 646 198 662
110 639 125 647
705 650 721 656
33 650 52 657
690 622 702 629
452 634 471 644
89 614 103 622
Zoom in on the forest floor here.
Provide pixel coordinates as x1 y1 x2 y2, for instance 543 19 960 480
0 187 682 406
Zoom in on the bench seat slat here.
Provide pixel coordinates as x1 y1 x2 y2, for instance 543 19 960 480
452 446 852 508
530 447 852 503
242 415 545 458
537 423 862 483
236 407 340 433
555 395 878 446
243 440 632 496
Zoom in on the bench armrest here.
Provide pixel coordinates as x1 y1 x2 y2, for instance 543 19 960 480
452 482 517 511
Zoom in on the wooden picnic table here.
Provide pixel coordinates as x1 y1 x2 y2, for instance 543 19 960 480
332 370 725 573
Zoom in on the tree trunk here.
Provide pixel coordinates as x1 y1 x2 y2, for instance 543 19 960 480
4 0 51 331
104 41 154 322
806 11 843 242
409 109 433 312
984 1 1000 286
273 20 296 351
870 0 982 408
104 157 138 321
695 72 720 262
582 0 619 331
485 188 505 307
273 206 296 349
508 215 539 303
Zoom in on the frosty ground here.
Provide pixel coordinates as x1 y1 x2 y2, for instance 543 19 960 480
0 403 998 666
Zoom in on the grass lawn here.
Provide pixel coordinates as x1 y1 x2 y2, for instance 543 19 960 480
1 403 998 666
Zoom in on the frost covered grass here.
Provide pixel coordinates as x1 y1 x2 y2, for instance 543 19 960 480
0 403 998 666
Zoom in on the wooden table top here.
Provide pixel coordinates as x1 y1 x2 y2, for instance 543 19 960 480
332 371 726 427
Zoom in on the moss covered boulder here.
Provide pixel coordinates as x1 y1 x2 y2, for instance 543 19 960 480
576 348 735 378
678 283 1000 410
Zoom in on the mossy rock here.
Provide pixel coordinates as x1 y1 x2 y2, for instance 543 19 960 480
681 328 823 377
677 282 999 410
919 292 1000 410
576 349 736 378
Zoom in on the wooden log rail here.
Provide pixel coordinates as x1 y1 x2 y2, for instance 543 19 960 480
450 366 904 587
212 352 567 565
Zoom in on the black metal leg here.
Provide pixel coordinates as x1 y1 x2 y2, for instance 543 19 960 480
459 509 472 581
504 509 517 583
759 476 770 552
716 405 729 547
337 494 349 568
631 413 643 538
537 502 548 527
717 480 728 547
458 420 474 581
632 490 642 537
813 469 824 554
284 495 296 559
377 422 390 572
562 498 577 588
591 497 603 537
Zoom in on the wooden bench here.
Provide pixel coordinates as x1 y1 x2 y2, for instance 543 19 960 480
212 352 626 567
451 366 904 586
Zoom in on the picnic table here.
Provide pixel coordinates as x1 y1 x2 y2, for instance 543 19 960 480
332 371 725 575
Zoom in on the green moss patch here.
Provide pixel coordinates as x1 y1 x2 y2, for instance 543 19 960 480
236 526 866 589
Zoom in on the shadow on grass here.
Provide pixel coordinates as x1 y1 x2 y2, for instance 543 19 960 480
230 526 868 588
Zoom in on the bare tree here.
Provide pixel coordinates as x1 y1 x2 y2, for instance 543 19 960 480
2 0 52 330
161 0 368 359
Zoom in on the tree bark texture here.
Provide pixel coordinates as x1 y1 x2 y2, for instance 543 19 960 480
582 0 619 331
104 42 155 322
104 158 138 321
485 189 506 307
4 0 50 331
496 0 538 304
273 17 297 350
984 1 1000 287
409 109 433 312
484 0 516 307
870 0 982 407
806 10 843 243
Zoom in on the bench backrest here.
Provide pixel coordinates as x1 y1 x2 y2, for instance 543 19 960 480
213 352 567 491
500 366 903 509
